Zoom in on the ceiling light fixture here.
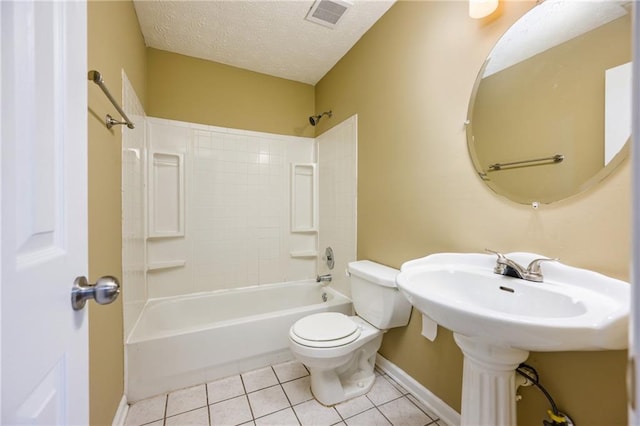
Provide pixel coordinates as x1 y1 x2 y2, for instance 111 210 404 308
469 0 499 19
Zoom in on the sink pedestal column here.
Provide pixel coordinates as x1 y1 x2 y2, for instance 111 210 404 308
454 334 530 426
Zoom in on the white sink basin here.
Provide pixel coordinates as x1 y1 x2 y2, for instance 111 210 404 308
396 252 629 352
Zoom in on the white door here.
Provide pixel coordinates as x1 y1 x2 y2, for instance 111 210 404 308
631 2 640 424
1 1 89 424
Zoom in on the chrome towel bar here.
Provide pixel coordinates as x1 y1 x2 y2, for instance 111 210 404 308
88 70 135 130
488 154 564 171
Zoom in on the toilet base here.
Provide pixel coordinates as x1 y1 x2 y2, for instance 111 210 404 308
308 334 383 406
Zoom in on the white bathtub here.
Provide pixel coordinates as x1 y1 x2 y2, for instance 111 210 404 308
125 280 353 402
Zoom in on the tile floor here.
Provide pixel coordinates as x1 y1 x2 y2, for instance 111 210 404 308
125 360 449 426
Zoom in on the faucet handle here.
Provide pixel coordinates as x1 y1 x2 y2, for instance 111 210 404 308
526 257 558 275
484 248 506 260
485 249 508 274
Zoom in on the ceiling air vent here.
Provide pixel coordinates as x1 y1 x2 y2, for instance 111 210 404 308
305 0 352 29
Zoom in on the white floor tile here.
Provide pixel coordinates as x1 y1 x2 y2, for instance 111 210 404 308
381 375 409 395
273 360 309 383
208 374 245 404
254 408 300 426
344 408 391 426
377 397 433 426
248 385 290 418
334 395 374 420
243 367 279 392
406 394 440 421
210 395 253 426
365 377 402 406
166 384 208 417
125 361 448 426
293 399 341 426
282 376 313 405
165 407 209 425
125 394 166 426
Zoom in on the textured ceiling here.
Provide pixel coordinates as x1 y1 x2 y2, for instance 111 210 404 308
133 0 396 85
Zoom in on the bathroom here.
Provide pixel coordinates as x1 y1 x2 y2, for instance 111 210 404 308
84 1 632 426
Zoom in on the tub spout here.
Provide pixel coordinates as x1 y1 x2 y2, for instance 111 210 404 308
317 274 332 283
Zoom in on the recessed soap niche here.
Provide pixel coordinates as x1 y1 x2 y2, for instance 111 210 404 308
291 163 317 232
148 151 184 238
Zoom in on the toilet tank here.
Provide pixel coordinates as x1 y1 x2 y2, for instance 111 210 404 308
347 260 412 329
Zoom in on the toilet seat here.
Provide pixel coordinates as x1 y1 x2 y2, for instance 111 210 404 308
290 312 361 348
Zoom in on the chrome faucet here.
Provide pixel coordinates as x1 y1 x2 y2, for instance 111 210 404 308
485 249 557 283
317 274 332 283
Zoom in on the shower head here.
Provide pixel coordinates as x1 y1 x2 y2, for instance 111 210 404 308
309 110 333 126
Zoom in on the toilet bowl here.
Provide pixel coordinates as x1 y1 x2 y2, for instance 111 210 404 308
289 313 382 405
288 260 412 406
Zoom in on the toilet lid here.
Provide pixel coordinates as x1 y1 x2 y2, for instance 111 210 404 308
291 312 360 348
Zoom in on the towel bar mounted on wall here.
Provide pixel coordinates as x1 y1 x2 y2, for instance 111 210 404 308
88 70 135 130
488 154 564 171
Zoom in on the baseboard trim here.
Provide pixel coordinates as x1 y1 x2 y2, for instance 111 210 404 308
376 354 461 426
111 395 129 426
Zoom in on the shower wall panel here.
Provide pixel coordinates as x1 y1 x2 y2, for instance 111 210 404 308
122 71 147 340
146 117 316 299
317 115 358 297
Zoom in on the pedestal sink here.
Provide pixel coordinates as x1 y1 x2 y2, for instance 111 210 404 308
396 252 629 425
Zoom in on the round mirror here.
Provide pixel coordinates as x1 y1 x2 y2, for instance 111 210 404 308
466 0 632 204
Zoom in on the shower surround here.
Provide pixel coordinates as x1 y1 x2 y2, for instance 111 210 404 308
121 111 358 399
122 114 358 337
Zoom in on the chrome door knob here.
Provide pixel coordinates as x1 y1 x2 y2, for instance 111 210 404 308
71 276 120 310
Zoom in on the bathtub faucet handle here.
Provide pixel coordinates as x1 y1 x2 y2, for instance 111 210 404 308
316 274 332 284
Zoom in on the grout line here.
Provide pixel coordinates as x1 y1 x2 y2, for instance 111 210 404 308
381 374 409 395
281 383 295 407
331 406 343 425
205 382 211 426
252 406 296 422
290 402 303 425
334 403 346 423
406 394 440 423
239 373 249 396
271 365 282 384
364 393 375 408
162 394 168 426
164 406 208 421
238 374 257 422
374 405 394 426
378 394 441 425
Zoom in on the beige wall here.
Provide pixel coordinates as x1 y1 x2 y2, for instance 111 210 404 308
87 1 147 424
146 48 315 138
315 1 630 425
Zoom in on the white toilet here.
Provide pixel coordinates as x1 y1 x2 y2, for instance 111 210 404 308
288 260 412 406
